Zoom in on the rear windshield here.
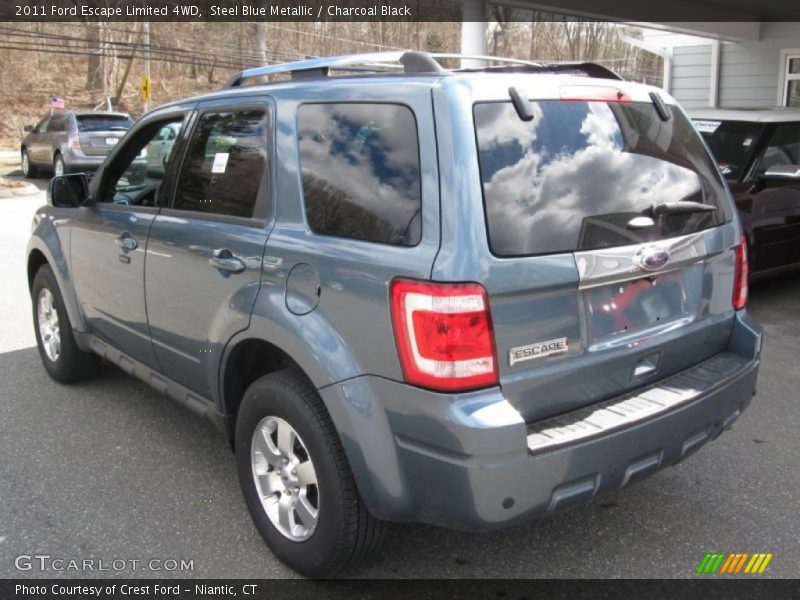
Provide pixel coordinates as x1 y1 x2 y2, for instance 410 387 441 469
474 100 730 257
76 115 134 133
693 119 764 180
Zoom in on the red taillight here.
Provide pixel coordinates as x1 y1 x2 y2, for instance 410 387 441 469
390 279 498 392
68 133 81 151
559 85 632 103
733 234 749 310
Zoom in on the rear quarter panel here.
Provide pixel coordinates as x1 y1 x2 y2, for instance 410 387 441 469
231 80 443 390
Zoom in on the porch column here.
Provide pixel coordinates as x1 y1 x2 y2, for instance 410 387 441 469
461 0 487 68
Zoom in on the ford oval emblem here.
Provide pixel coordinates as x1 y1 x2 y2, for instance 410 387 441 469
634 246 670 271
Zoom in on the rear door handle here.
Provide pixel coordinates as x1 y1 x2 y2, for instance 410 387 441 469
209 248 246 274
115 232 138 252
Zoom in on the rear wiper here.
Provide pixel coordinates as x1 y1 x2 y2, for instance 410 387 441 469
509 86 534 121
648 201 716 217
649 91 671 122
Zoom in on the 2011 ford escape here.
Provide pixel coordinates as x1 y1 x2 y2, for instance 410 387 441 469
27 51 763 577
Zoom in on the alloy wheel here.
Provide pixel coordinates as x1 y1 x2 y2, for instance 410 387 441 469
251 416 320 541
37 288 61 362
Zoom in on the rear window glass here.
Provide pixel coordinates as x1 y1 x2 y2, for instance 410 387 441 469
76 115 134 132
474 100 729 257
297 103 422 246
694 120 764 180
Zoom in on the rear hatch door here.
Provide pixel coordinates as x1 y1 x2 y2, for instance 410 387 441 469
76 114 133 156
473 89 740 422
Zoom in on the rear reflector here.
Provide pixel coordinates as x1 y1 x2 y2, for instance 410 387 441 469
733 235 749 310
390 279 498 392
68 134 81 151
559 85 632 103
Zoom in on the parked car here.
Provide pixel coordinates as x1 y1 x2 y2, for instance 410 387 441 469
20 110 134 178
690 108 800 279
144 121 182 176
27 52 762 577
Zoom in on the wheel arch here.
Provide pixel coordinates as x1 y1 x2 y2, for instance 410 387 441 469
27 233 89 335
219 337 305 439
217 330 362 466
27 248 48 291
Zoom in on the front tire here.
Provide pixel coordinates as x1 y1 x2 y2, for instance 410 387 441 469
21 148 37 178
32 265 99 383
235 370 385 577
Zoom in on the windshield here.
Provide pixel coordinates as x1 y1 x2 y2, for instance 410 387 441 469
474 100 730 257
693 119 764 180
76 115 134 132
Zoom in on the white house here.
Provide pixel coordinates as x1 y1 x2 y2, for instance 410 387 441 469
459 1 800 109
641 23 800 109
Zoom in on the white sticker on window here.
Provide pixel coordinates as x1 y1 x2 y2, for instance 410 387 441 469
742 137 753 147
693 120 721 133
211 152 229 174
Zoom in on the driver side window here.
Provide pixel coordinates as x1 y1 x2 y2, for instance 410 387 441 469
35 115 51 133
100 116 184 206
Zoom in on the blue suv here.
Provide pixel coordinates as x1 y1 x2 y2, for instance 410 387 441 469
27 52 762 577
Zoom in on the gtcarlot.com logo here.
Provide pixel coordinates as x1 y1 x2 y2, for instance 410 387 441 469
14 554 194 573
696 552 773 575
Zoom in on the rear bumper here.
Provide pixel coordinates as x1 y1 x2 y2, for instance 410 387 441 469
319 311 762 531
62 151 107 173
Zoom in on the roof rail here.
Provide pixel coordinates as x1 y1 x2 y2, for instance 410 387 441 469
226 51 443 87
224 51 622 88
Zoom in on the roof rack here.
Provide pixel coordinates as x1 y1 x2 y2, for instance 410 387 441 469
224 51 623 88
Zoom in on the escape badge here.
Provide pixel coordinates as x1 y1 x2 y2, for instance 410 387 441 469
509 337 568 366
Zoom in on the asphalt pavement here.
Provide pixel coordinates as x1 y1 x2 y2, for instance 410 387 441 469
0 165 798 578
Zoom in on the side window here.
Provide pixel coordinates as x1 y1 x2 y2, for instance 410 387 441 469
100 116 184 206
35 115 51 133
173 109 268 219
297 103 422 246
756 123 800 174
49 115 68 133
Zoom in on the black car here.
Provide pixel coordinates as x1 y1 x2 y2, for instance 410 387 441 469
691 108 800 279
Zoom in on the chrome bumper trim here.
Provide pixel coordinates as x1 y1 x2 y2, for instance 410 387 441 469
526 352 751 454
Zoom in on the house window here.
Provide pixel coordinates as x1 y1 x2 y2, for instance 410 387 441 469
784 55 800 107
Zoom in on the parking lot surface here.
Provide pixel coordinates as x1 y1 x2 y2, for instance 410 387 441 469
1 167 798 578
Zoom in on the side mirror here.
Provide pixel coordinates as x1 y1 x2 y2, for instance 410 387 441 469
48 174 89 208
762 164 800 181
23 125 34 133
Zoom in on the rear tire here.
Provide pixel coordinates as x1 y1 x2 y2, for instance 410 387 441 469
21 149 37 178
53 153 67 177
235 370 385 577
31 265 99 383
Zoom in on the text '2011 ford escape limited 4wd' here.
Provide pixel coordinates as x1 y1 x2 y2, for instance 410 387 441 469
27 51 763 577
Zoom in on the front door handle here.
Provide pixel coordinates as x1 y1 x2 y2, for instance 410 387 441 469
209 248 246 274
115 232 138 252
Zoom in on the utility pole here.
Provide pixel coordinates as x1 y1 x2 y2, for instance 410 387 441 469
143 20 151 112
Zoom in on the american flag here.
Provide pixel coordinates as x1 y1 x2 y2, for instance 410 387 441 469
51 96 65 109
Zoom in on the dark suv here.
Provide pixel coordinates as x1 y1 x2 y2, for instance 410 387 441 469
27 52 762 577
690 108 800 279
21 110 134 177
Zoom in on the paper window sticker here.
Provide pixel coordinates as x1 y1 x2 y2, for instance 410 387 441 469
694 120 721 133
211 152 229 174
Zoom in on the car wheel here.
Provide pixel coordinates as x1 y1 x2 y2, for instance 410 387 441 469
21 149 37 178
235 370 385 577
53 153 67 177
32 265 100 383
